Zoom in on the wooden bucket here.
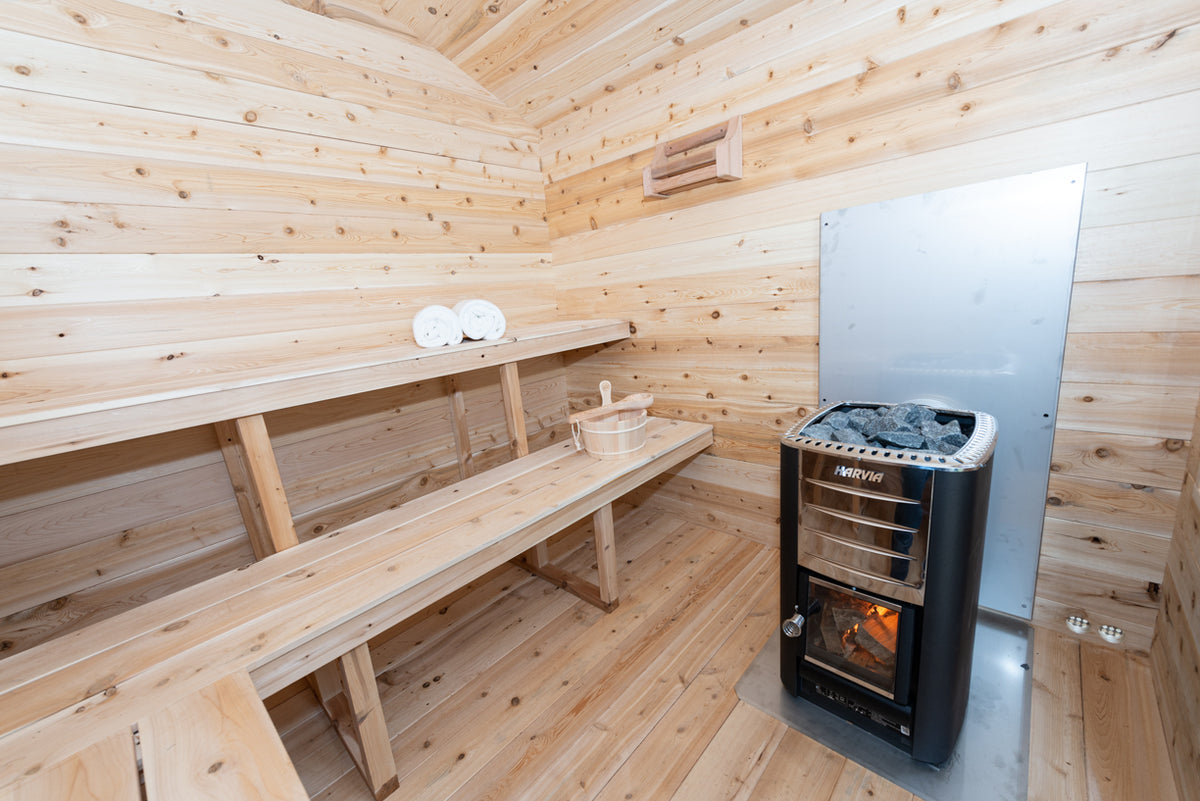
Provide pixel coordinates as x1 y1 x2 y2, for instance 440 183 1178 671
572 408 648 459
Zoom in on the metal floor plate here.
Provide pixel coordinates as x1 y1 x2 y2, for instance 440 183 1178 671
736 609 1032 801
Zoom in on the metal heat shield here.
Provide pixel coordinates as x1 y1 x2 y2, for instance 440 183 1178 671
817 164 1086 619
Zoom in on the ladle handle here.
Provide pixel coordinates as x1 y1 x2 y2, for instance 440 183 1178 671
568 393 654 425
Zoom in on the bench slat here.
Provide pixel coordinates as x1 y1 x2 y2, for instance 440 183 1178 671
0 730 139 801
139 670 308 801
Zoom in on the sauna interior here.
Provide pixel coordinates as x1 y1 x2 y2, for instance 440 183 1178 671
0 1 1197 799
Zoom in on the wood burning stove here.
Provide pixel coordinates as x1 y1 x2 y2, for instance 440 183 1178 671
780 401 996 764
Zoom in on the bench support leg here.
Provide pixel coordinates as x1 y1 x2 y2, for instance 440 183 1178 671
515 504 620 613
500 362 552 568
310 646 399 801
446 375 475 480
217 416 397 800
215 414 299 557
593 503 619 607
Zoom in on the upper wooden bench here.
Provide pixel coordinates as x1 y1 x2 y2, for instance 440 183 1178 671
0 317 633 466
0 318 714 798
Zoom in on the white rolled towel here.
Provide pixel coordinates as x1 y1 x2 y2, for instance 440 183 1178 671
453 299 506 341
412 304 463 348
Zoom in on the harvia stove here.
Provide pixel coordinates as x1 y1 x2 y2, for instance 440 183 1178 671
779 401 996 764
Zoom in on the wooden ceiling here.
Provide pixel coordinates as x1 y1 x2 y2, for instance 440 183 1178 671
286 0 798 127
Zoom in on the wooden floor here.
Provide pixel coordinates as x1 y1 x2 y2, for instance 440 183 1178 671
267 505 1181 801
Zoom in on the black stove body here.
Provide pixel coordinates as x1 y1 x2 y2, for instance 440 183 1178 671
779 401 996 765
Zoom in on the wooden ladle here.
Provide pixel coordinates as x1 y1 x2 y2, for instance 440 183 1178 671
568 391 654 425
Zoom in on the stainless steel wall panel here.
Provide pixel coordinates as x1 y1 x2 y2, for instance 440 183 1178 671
817 164 1086 618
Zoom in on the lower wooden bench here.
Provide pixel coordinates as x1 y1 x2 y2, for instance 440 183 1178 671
0 416 713 798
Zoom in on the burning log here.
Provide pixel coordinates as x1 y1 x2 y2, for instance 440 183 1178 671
855 607 898 666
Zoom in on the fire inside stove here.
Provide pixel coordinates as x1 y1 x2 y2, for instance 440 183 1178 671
823 601 898 668
807 579 901 696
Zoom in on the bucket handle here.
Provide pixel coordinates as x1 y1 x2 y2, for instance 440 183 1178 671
571 420 583 451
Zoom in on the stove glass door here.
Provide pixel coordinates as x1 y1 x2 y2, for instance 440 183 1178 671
804 577 902 699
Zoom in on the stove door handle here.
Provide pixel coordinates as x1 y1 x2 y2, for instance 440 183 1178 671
782 607 805 638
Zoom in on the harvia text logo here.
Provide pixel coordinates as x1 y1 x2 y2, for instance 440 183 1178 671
833 465 884 483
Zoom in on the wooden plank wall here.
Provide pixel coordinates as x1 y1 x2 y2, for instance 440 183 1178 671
1153 393 1200 801
0 0 553 655
547 0 1200 652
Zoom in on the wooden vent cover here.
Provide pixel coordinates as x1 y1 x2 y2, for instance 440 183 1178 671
643 116 743 199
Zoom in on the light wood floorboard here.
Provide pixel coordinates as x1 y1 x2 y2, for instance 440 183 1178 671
273 505 1180 801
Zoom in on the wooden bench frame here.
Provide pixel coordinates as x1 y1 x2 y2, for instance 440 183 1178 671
0 319 714 799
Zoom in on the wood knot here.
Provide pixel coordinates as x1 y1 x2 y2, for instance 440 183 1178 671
1094 447 1110 458
946 71 961 91
1150 29 1178 51
1081 395 1094 403
1046 496 1063 507
14 65 31 76
243 110 258 123
207 761 223 774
